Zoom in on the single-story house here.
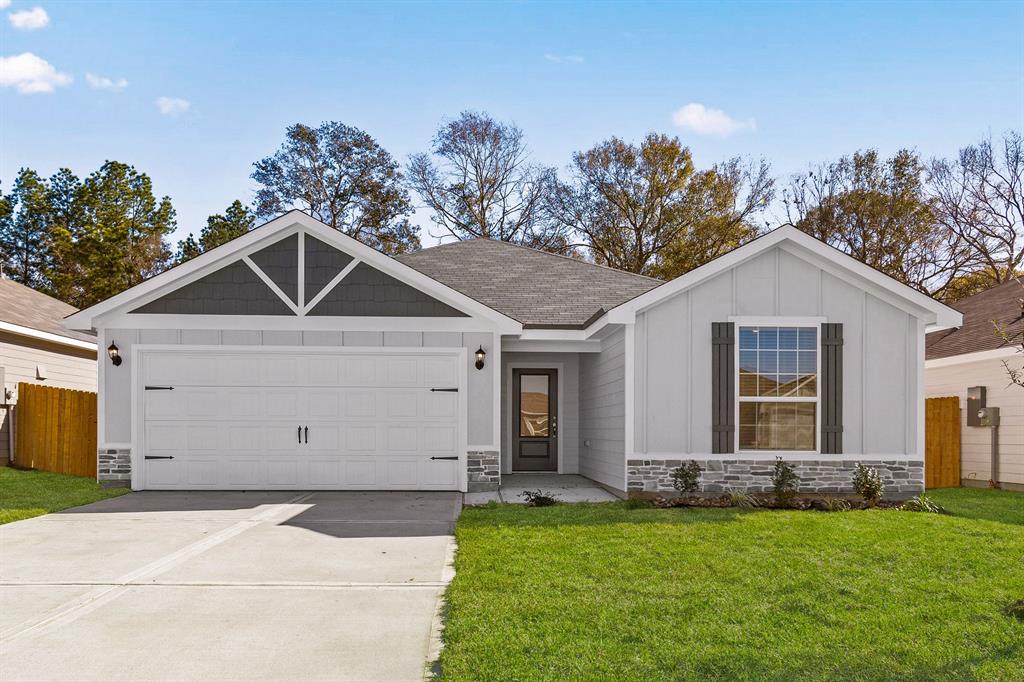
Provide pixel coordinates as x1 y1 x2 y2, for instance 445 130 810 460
65 210 960 495
1 277 98 464
925 279 1023 491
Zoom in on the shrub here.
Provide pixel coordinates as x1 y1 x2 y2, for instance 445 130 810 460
726 488 760 508
900 494 945 514
519 490 559 507
771 457 799 507
852 463 885 506
670 460 702 493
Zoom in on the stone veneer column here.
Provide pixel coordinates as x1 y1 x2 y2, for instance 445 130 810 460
97 447 132 487
467 450 500 492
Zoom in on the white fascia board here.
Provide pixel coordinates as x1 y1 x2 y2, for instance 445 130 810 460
602 225 962 327
0 320 98 352
67 210 522 334
925 346 1020 369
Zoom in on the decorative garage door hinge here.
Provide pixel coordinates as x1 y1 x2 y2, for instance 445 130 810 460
429 388 458 392
430 456 459 460
144 455 175 460
145 385 174 391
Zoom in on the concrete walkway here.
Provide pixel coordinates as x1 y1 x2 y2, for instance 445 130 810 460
464 473 620 505
0 491 460 682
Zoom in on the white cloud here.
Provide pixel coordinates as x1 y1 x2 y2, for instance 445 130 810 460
8 6 49 30
156 96 190 116
671 102 756 137
544 53 584 64
0 52 71 94
86 72 127 91
0 0 12 8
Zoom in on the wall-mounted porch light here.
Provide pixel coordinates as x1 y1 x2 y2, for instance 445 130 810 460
474 345 486 370
107 342 122 367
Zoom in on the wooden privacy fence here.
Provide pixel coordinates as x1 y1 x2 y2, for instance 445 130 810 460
14 382 97 477
925 396 960 489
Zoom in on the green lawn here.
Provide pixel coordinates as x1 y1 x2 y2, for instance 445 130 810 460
0 467 129 524
442 488 1024 681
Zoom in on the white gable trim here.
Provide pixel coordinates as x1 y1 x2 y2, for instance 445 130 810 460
604 225 962 328
0 320 97 352
242 255 301 314
65 210 522 333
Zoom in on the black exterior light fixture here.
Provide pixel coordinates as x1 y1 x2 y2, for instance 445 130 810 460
474 345 486 370
107 342 122 366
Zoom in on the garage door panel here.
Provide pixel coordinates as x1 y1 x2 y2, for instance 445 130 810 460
141 351 462 490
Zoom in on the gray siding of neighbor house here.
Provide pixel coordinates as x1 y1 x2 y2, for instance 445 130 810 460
100 328 495 448
634 246 922 460
926 357 1024 488
1 331 97 463
500 352 580 475
579 327 626 491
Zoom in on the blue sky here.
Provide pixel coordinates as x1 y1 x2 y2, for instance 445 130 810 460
2 1 1022 246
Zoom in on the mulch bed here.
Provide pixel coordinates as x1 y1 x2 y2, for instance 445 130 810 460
651 494 901 511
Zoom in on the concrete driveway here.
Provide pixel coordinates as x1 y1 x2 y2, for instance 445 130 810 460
0 491 460 682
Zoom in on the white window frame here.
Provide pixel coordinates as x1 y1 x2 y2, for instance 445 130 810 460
731 317 823 455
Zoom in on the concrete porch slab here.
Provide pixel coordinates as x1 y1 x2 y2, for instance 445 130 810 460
464 474 620 505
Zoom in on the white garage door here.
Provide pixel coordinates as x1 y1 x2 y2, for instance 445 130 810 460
139 350 463 490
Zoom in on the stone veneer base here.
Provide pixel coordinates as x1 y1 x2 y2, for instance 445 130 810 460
467 451 500 492
627 458 924 497
98 447 132 484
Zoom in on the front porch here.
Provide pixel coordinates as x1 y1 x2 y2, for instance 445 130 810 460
464 474 620 505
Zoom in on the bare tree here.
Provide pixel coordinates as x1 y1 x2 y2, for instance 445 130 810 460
407 111 569 252
994 278 1024 389
783 149 970 298
929 131 1024 290
546 133 773 277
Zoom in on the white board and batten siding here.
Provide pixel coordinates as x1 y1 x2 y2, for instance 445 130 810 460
925 357 1024 487
633 246 924 460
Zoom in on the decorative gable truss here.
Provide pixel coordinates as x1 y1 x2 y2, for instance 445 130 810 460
131 229 466 318
65 211 521 332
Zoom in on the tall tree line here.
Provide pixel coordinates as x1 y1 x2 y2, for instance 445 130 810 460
3 120 1021 307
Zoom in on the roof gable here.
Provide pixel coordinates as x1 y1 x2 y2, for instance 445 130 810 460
65 211 519 331
605 225 962 328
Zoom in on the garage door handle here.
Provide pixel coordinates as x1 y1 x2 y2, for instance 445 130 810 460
430 388 458 392
145 455 174 460
430 456 459 460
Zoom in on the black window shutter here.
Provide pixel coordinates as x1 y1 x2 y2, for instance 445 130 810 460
711 322 735 454
820 323 844 454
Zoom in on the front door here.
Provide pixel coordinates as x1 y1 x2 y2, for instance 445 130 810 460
512 368 558 471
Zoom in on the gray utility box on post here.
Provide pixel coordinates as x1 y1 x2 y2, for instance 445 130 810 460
966 386 987 427
976 406 1000 428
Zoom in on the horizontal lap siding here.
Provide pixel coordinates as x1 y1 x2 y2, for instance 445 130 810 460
579 327 626 490
925 357 1024 486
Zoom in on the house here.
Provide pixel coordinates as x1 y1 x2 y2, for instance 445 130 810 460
925 279 1023 491
64 211 960 495
0 277 98 464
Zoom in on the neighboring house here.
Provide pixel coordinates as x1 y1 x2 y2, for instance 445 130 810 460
65 211 960 495
925 279 1024 491
0 277 98 464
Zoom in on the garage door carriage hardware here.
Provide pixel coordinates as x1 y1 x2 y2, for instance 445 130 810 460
145 455 175 460
145 385 174 391
430 387 458 392
430 456 459 460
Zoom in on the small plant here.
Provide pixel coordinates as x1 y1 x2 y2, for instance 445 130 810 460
900 494 945 514
725 488 760 508
670 460 701 493
813 496 852 512
519 489 559 507
852 463 885 506
771 457 799 507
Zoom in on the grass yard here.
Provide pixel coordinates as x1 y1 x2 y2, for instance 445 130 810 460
442 488 1024 681
0 467 129 524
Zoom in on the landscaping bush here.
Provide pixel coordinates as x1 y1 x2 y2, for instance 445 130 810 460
852 463 885 506
519 490 559 507
670 460 701 493
900 494 945 514
771 457 799 507
811 497 852 512
725 488 760 508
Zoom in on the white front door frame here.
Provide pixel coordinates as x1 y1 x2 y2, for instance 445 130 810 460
505 361 564 474
130 344 469 492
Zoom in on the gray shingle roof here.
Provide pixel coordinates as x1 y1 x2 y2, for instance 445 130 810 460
926 278 1024 360
397 239 663 328
0 278 97 344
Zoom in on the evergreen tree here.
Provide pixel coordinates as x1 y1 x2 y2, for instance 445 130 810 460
0 169 52 288
176 200 256 262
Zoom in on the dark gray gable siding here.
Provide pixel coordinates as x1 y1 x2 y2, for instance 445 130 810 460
304 235 353 303
249 234 298 305
711 322 735 454
820 323 844 454
308 262 467 317
131 260 293 315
